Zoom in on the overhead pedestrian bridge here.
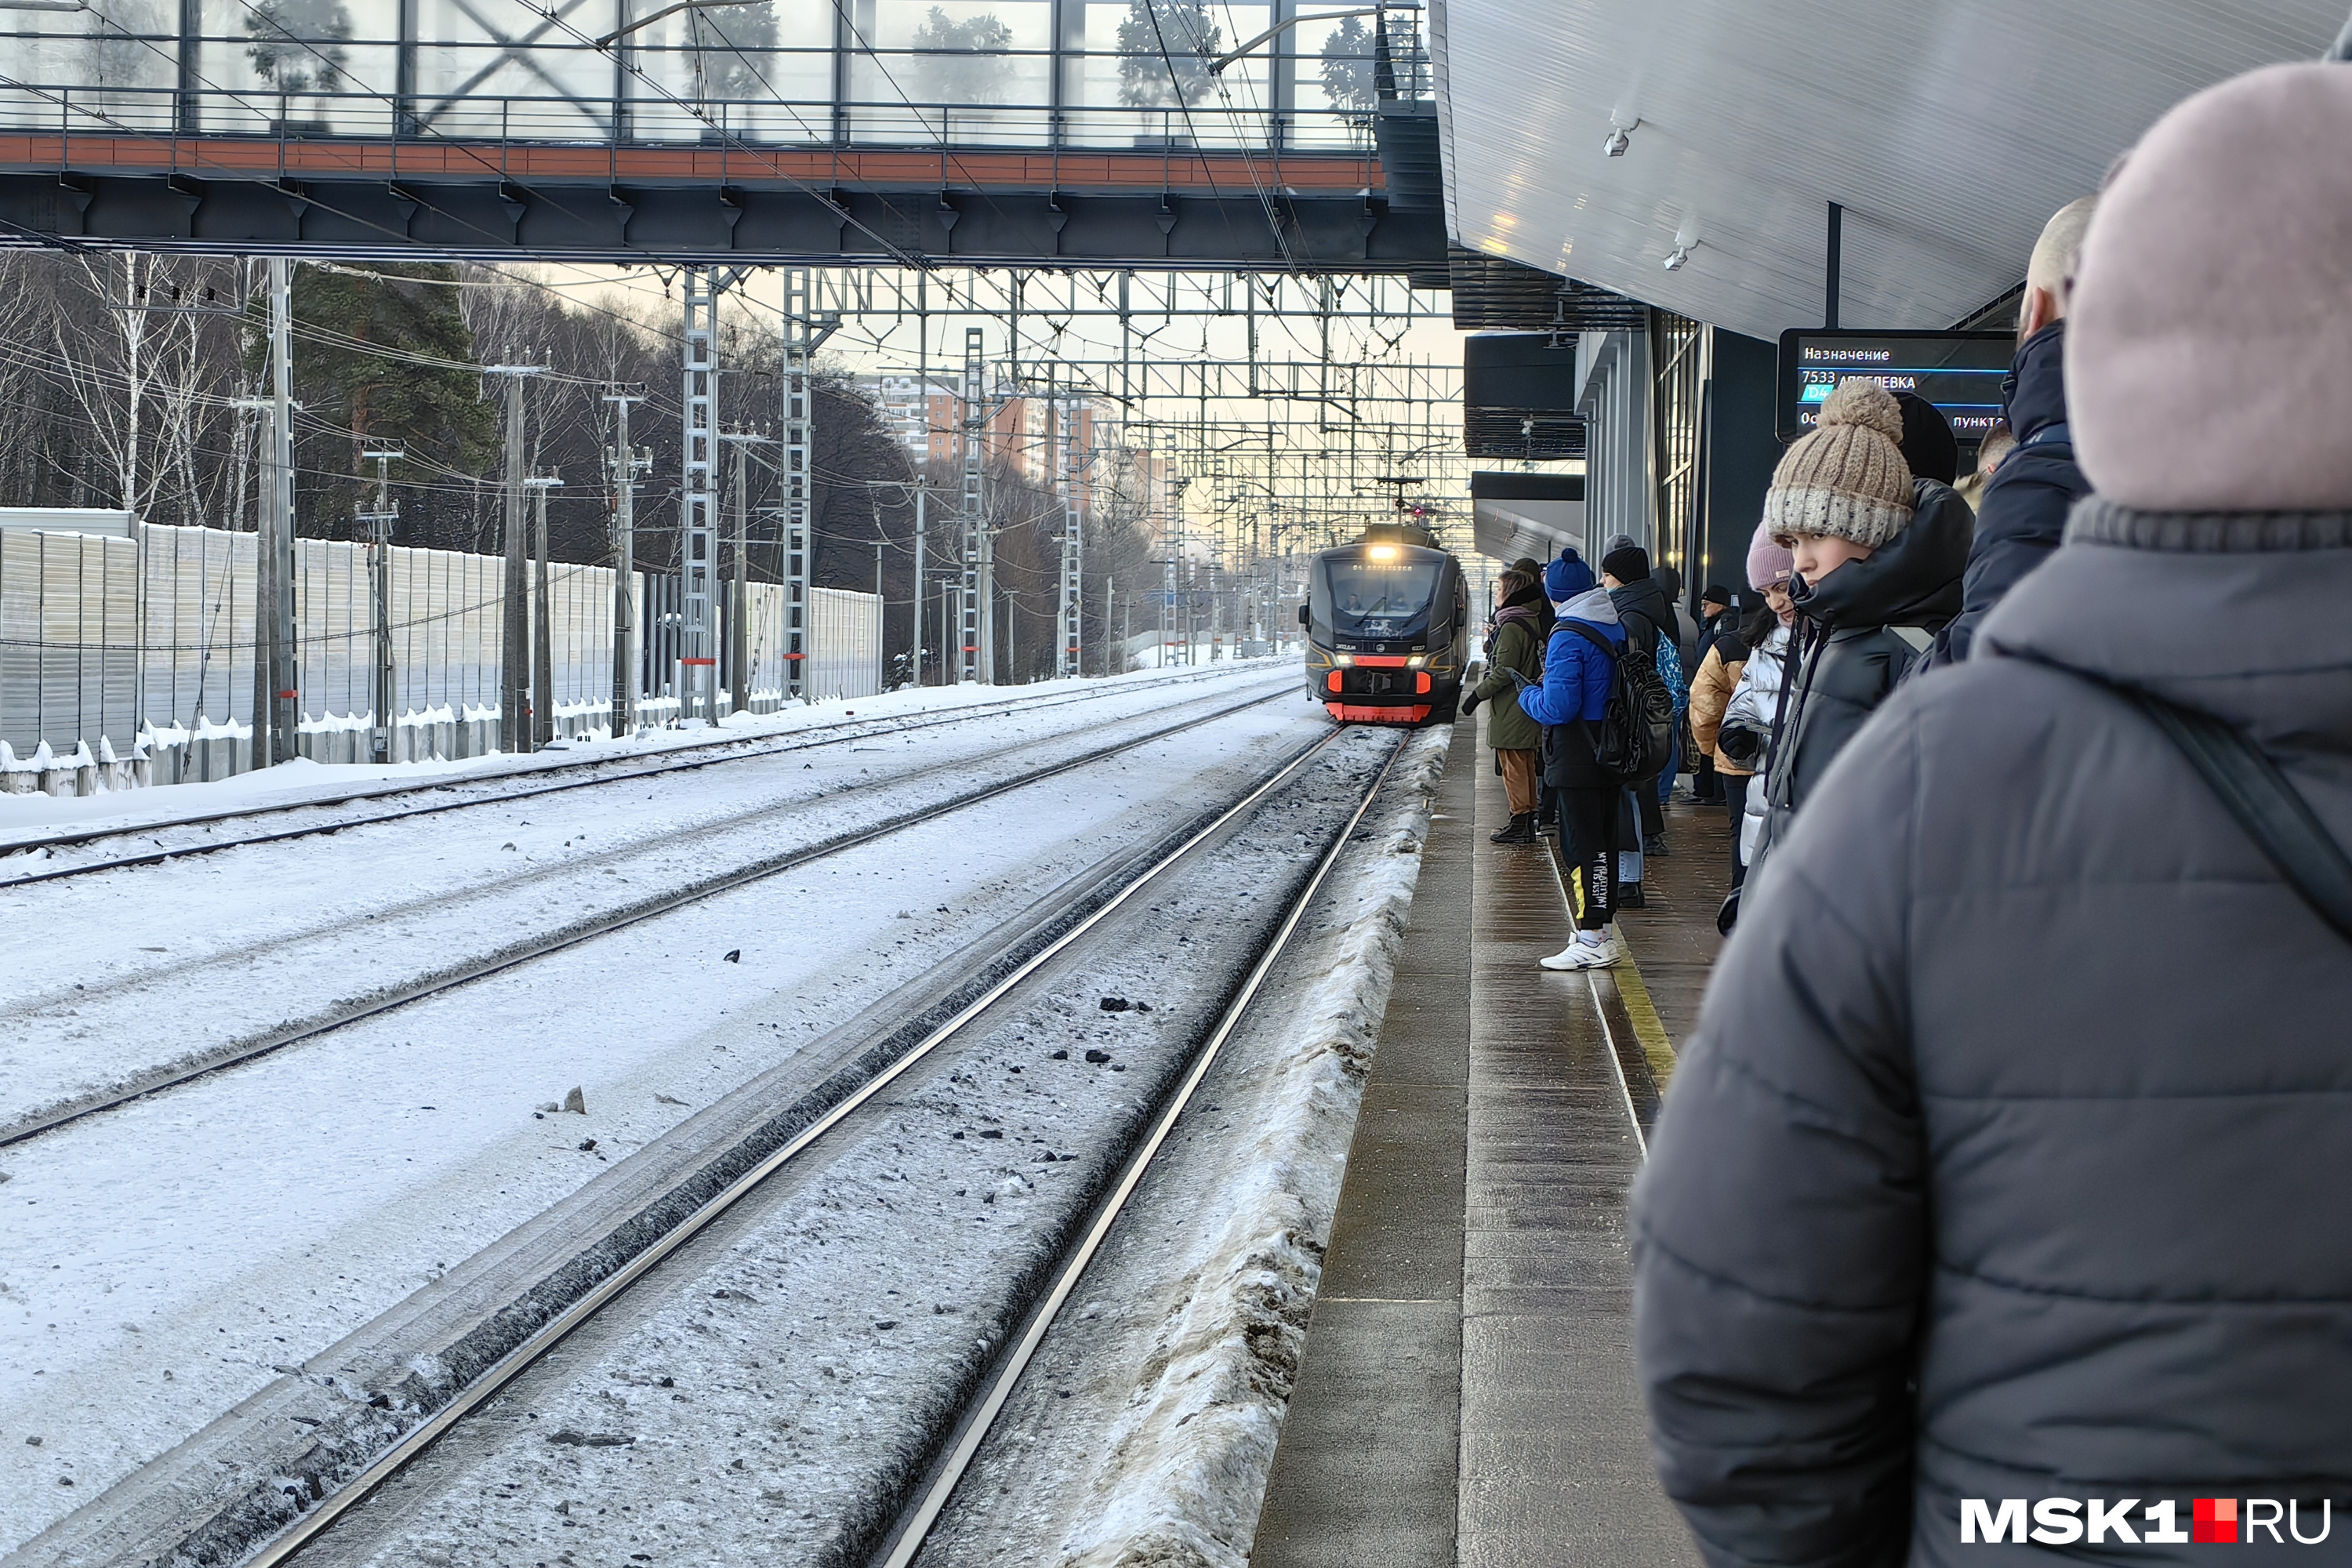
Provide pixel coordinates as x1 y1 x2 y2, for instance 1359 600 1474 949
0 0 1445 267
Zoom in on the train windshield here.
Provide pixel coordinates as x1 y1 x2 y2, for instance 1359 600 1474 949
1321 555 1443 641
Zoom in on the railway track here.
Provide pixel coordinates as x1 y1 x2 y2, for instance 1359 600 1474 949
0 666 1285 893
877 733 1403 1567
0 683 1300 1152
201 726 1400 1568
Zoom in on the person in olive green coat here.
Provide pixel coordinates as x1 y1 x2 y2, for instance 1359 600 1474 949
1461 561 1548 843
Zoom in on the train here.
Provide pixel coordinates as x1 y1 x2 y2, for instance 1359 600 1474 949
1298 521 1470 726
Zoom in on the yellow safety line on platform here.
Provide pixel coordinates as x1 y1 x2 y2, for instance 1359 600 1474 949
1604 925 1679 1094
1533 829 1680 1095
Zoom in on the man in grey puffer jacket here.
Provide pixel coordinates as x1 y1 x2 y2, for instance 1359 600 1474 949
1632 61 2352 1567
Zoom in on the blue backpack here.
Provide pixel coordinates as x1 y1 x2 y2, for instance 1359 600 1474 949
1654 633 1688 716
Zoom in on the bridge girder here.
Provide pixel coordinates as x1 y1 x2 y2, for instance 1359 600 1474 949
0 139 1444 272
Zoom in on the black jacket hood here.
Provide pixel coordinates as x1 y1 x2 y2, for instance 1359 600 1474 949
1791 478 1973 630
2003 321 2068 445
1608 575 1675 650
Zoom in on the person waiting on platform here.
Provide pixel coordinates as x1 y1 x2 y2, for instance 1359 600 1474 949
1461 560 1550 844
1711 524 1798 889
1635 61 2352 1565
1742 378 1970 883
1926 197 2098 671
1688 584 1736 804
1602 544 1685 875
1512 546 1628 970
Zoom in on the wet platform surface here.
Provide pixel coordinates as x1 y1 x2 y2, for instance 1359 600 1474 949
1253 725 1728 1566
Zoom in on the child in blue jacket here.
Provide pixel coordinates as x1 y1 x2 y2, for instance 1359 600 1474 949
1516 547 1627 969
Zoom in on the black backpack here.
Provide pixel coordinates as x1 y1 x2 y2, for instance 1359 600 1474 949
1563 621 1676 782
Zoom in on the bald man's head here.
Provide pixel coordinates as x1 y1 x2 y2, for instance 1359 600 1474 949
2020 196 2097 341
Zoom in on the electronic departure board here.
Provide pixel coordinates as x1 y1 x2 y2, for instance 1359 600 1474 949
1774 328 2013 444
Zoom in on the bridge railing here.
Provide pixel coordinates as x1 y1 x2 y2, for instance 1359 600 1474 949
0 0 1428 158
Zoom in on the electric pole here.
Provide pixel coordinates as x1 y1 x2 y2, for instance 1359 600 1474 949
485 362 543 752
779 268 833 704
728 430 750 716
357 446 404 764
260 257 297 767
680 267 724 728
1054 377 1083 680
604 390 646 739
959 326 986 685
911 484 926 682
527 472 563 748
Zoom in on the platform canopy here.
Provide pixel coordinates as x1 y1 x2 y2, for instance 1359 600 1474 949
1430 0 2347 340
1469 471 1582 567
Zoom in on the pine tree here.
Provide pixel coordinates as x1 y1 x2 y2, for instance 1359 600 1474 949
1319 15 1375 116
912 6 1014 107
1116 0 1220 110
282 262 498 544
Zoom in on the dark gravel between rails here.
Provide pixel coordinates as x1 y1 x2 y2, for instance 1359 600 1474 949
5 726 1363 1568
245 732 1405 1568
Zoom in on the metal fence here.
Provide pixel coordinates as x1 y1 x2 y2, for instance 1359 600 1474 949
1 521 884 789
0 526 140 763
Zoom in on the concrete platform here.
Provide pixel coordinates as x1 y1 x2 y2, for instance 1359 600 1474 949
1253 724 1730 1566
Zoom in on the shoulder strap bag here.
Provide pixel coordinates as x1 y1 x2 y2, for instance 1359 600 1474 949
1719 669 2352 946
2075 673 2352 946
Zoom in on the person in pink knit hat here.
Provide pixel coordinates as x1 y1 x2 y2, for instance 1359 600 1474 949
1635 58 2352 1568
1703 521 1797 887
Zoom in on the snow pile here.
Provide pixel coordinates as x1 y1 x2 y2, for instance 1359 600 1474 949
1051 727 1450 1568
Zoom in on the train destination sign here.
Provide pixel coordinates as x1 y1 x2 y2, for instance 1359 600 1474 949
1775 328 2014 445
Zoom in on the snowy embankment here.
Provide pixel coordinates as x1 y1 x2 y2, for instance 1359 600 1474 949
920 724 1450 1567
0 693 1317 1559
0 660 1285 841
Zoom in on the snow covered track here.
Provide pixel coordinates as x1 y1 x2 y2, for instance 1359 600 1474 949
875 731 1413 1568
0 666 1273 891
0 670 1334 1557
0 674 1294 1150
223 731 1403 1568
2 727 1408 1568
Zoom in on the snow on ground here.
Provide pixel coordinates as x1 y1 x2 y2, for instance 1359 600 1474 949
914 725 1450 1568
0 660 1293 843
0 688 1321 1554
275 733 1401 1568
0 668 1299 1136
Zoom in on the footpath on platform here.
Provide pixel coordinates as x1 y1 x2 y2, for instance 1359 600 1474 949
1252 718 1730 1566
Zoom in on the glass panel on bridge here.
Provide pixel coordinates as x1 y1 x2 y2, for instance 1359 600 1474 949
0 0 1419 149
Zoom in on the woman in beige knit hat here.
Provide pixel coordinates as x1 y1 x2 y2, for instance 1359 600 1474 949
1766 377 1918 583
1741 376 1973 884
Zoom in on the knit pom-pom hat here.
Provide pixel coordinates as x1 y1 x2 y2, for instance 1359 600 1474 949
1544 546 1595 604
1764 378 1916 549
1746 518 1794 591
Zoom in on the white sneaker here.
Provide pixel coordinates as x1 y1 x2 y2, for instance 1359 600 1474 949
1538 935 1618 971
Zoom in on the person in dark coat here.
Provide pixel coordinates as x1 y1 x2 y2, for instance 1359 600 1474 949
1603 544 1680 873
1924 199 2099 671
1462 563 1548 843
1653 563 1700 669
1633 63 2352 1566
1689 585 1735 804
1515 546 1625 969
1748 381 1971 877
1691 584 1734 670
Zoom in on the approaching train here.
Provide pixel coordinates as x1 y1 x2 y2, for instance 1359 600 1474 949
1298 521 1470 725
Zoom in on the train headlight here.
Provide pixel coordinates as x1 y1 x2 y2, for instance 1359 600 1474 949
1367 544 1399 562
1332 653 1355 667
1406 655 1426 669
